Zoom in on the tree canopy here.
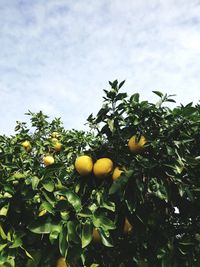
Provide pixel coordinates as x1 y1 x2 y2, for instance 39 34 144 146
0 80 199 267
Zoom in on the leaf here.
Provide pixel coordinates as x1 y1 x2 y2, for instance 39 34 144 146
81 221 93 248
9 237 22 248
0 225 7 240
42 191 56 207
119 80 126 89
59 225 68 257
39 201 54 214
152 91 163 98
21 246 34 259
32 176 40 190
9 172 26 180
28 220 59 234
0 243 7 252
67 221 79 243
109 170 133 195
130 93 140 102
99 229 113 247
43 181 54 192
107 119 114 133
100 200 115 212
0 203 10 216
166 99 176 103
93 212 116 231
115 93 127 101
65 191 82 212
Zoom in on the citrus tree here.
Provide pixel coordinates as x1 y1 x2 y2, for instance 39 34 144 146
0 80 199 267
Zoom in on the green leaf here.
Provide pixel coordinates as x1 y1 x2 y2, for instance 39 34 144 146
109 170 133 195
59 225 68 257
9 237 22 248
39 201 54 214
21 246 34 259
32 176 40 190
0 225 7 240
130 93 140 102
99 229 113 247
0 203 9 216
100 200 115 212
81 221 93 248
0 243 7 252
119 80 125 89
65 191 82 212
28 220 59 234
43 180 54 192
49 230 60 243
152 91 163 98
67 220 79 243
93 212 116 231
107 119 114 133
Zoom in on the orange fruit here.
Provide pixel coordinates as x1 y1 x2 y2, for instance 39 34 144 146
92 228 101 243
75 155 93 176
52 141 62 152
93 158 113 178
51 131 60 138
43 155 55 166
112 166 127 181
123 217 133 233
56 257 68 267
128 135 146 153
21 140 32 152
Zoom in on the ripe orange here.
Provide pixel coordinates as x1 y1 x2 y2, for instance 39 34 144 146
128 135 146 153
52 141 62 152
51 131 60 138
75 155 93 176
93 158 113 178
21 140 32 152
123 217 133 233
43 155 55 166
92 228 101 243
112 166 126 181
56 257 68 267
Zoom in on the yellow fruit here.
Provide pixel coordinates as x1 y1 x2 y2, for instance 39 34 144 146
123 217 133 234
53 142 62 152
21 140 32 152
43 155 55 166
51 137 59 143
51 131 60 138
92 228 101 243
56 257 68 267
93 158 113 178
75 155 93 176
112 166 126 181
128 135 146 153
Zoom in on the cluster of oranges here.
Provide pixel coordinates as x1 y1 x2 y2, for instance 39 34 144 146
22 133 146 267
74 135 147 241
74 134 146 181
21 132 62 167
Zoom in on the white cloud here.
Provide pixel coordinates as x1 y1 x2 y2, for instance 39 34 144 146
0 0 200 135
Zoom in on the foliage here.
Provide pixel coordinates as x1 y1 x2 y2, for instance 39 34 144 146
0 81 200 267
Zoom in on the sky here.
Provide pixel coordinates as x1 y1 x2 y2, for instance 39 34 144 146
0 0 200 135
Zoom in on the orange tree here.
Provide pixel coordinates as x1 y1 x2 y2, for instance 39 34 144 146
0 80 200 267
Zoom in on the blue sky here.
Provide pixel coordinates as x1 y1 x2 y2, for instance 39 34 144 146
0 0 200 135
